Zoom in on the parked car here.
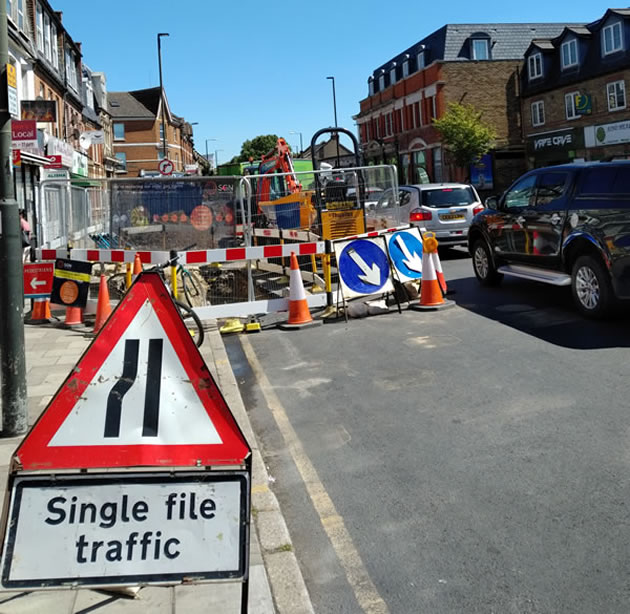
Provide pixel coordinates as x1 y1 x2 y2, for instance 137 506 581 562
375 183 483 246
346 186 384 210
468 161 630 318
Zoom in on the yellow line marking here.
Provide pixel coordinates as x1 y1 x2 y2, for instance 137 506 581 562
241 336 389 614
251 484 270 494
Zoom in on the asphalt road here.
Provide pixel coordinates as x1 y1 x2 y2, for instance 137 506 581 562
225 248 630 614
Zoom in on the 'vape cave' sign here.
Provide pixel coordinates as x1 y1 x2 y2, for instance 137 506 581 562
1 473 249 588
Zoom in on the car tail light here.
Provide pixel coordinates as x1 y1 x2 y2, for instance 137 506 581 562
472 205 484 216
410 208 432 222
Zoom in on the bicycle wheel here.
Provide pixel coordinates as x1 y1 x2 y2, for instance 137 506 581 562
174 299 205 348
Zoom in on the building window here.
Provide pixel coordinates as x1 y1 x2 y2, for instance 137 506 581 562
115 152 126 169
561 39 578 68
65 48 78 91
7 0 25 30
402 59 409 78
607 80 626 111
528 53 542 80
417 51 425 70
378 74 385 91
51 23 58 68
385 112 393 136
159 123 165 140
429 96 437 120
113 123 125 140
603 21 623 55
531 100 545 126
36 3 43 51
472 39 489 60
389 65 396 85
368 78 374 96
565 92 579 120
433 148 442 182
44 12 51 62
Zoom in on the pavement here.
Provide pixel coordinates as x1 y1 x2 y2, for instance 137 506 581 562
0 312 314 614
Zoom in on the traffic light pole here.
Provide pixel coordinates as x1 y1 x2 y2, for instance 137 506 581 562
0 3 27 436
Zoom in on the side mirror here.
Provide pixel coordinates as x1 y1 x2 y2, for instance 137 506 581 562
485 195 499 209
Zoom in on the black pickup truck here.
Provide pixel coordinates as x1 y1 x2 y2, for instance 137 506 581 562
468 161 630 318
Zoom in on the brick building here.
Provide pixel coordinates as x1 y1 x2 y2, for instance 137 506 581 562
522 9 630 168
108 87 196 177
355 22 575 196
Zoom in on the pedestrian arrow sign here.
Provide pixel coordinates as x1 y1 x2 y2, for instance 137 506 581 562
15 272 250 471
334 236 394 299
387 227 424 282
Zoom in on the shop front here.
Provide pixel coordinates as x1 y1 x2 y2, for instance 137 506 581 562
526 127 584 169
584 119 630 160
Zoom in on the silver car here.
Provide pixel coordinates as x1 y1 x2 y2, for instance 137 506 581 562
376 183 484 246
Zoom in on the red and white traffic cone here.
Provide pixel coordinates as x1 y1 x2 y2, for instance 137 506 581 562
278 252 322 330
132 253 143 282
432 250 447 295
27 298 53 324
92 275 112 334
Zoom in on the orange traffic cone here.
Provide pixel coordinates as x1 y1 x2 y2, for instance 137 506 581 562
278 252 322 330
132 253 143 281
27 298 52 324
410 233 454 311
62 305 84 327
93 275 112 334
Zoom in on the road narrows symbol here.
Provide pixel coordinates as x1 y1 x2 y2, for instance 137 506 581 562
142 339 163 437
104 340 140 438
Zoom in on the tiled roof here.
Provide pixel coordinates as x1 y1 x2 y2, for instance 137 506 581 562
108 87 161 118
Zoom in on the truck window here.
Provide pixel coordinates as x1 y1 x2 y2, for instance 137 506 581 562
535 172 568 206
577 167 630 196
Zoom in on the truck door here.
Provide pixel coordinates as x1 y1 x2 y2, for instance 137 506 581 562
516 170 570 266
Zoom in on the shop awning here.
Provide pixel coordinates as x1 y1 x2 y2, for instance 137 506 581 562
19 150 51 166
70 173 105 187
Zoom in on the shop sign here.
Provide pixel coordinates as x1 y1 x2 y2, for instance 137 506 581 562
21 100 56 122
527 128 583 154
72 150 88 177
7 64 17 117
11 120 36 149
585 120 630 148
47 136 73 168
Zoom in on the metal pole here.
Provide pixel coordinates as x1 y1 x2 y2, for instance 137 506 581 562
157 33 169 160
205 139 209 163
327 77 341 166
0 2 27 436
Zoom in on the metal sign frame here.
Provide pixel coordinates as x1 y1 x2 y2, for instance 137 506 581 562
0 470 250 590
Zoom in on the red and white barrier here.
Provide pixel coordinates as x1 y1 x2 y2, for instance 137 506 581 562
343 224 412 241
36 241 325 266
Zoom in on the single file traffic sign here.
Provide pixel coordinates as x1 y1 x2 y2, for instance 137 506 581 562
15 272 250 470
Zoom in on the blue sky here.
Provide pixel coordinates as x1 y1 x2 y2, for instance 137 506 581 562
53 0 607 162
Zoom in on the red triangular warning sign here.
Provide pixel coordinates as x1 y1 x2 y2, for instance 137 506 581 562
16 273 250 470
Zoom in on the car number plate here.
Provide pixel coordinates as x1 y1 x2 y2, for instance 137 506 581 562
440 213 465 220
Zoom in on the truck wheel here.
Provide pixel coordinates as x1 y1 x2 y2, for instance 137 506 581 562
472 239 502 286
571 255 614 318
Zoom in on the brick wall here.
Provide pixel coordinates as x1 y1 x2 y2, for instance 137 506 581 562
442 61 523 147
112 119 159 175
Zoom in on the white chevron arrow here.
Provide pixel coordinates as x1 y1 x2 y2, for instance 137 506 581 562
348 249 381 286
395 235 423 272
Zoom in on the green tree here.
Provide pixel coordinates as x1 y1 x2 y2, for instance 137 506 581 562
432 102 496 173
232 134 281 163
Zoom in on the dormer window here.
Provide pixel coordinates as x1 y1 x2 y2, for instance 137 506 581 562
402 55 410 78
368 77 374 96
389 63 397 85
561 39 578 69
603 21 623 55
472 39 489 60
528 53 543 80
378 72 385 91
417 50 425 70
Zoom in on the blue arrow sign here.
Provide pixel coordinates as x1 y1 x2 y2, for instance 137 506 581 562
388 230 424 280
338 239 390 295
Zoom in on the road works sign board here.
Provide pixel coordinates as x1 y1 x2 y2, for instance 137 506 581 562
15 272 250 470
387 227 424 283
2 272 251 589
333 236 394 299
50 258 92 308
1 472 249 588
23 262 54 298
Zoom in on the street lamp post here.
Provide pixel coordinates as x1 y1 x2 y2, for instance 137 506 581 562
326 76 340 166
157 32 169 160
215 149 224 168
289 131 303 156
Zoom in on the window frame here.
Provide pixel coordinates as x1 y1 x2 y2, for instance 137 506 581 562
36 3 43 51
561 39 578 69
531 100 545 127
607 80 626 111
378 74 385 91
504 174 537 210
402 59 409 78
417 51 425 71
368 79 374 96
385 112 393 137
50 22 58 69
389 66 396 85
44 12 51 63
528 53 542 80
602 21 623 56
472 39 489 60
114 152 127 169
113 123 125 140
565 91 580 120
